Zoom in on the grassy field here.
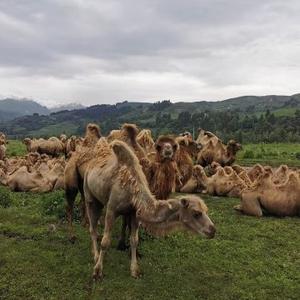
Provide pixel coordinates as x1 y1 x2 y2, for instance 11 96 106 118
0 188 299 299
6 140 300 168
237 143 300 167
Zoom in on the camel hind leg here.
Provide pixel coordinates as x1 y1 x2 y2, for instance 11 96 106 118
65 187 78 242
93 202 116 279
130 213 140 278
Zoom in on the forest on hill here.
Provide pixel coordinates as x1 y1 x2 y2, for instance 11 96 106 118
0 93 300 143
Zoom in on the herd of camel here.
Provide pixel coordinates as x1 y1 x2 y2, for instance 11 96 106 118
0 123 299 279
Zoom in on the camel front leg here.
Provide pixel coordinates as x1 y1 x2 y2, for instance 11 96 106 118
239 195 263 217
93 210 115 280
130 214 140 278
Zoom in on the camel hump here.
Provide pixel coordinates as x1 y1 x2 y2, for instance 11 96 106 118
122 123 139 142
111 140 139 166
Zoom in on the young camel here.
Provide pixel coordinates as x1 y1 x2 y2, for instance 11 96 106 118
84 139 216 279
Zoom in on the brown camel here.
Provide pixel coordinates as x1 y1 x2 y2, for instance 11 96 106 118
141 136 181 200
236 172 300 217
136 129 155 154
175 135 202 190
83 138 216 279
107 123 146 160
64 123 101 240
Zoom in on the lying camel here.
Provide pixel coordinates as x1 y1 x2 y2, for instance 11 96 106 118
7 166 53 192
236 172 300 217
83 138 216 279
141 136 181 199
181 165 246 197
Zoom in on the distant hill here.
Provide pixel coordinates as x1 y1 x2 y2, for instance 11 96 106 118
0 98 49 121
0 93 300 143
0 98 86 122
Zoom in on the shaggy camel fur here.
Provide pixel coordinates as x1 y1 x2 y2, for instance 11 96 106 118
236 172 300 217
7 166 53 192
141 136 182 199
181 165 246 197
64 123 101 240
196 129 219 146
197 139 242 167
0 139 6 161
272 165 290 184
83 138 216 279
247 164 265 182
175 135 202 190
23 137 65 156
66 136 77 155
136 129 155 154
107 123 146 160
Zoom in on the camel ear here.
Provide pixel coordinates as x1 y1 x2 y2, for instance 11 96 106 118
180 198 189 208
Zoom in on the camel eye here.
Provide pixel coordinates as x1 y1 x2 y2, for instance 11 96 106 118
193 212 202 219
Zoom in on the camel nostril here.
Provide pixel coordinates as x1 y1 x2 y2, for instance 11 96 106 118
209 225 216 237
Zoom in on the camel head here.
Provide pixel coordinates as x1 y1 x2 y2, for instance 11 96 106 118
178 195 216 239
60 134 67 143
23 138 31 146
155 136 178 161
226 140 243 155
86 123 101 138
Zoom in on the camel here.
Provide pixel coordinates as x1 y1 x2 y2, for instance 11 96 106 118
7 166 53 192
23 137 65 156
107 123 146 160
236 172 300 217
247 164 265 183
181 165 246 197
64 123 101 240
196 129 219 146
83 138 216 279
175 135 202 190
197 139 242 167
0 139 6 161
66 136 77 155
272 165 290 184
136 129 155 154
141 136 181 200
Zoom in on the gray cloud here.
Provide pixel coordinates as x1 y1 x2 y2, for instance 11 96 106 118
0 0 299 106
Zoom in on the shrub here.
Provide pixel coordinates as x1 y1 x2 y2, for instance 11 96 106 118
295 152 300 160
243 150 255 159
0 187 12 208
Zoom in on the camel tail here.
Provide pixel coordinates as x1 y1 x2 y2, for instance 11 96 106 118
111 140 139 166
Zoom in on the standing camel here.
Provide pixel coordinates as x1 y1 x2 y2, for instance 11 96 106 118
83 138 216 279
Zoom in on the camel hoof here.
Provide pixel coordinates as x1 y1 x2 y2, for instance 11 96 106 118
131 268 141 279
234 204 242 211
69 235 77 244
93 269 104 281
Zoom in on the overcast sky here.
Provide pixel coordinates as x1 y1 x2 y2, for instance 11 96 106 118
0 0 299 107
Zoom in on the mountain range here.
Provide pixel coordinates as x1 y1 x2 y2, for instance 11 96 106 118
0 93 299 139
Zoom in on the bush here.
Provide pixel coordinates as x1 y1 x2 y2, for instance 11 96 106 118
243 150 255 159
295 152 300 160
0 187 12 208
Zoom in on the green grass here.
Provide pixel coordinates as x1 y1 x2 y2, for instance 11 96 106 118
237 143 300 167
6 140 27 157
0 188 299 299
